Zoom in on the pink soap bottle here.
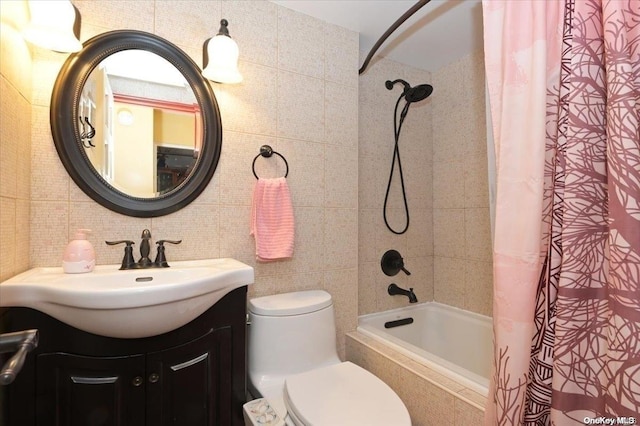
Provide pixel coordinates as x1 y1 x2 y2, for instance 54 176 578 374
62 229 96 273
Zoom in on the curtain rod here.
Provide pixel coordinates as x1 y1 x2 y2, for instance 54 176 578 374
358 0 430 75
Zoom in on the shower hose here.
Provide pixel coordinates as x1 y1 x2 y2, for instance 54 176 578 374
383 96 412 235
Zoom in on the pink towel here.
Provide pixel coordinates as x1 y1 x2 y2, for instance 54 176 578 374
250 177 295 262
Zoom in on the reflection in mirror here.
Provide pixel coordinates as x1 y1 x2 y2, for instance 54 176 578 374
51 30 222 217
81 50 201 198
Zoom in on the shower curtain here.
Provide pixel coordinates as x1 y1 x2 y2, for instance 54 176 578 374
483 0 640 424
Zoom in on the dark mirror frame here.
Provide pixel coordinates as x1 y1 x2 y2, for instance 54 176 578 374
50 30 222 217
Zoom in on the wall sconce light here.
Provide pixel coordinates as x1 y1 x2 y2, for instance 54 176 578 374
22 0 82 53
202 19 242 84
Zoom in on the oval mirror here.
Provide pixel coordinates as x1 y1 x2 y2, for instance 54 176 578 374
50 30 222 217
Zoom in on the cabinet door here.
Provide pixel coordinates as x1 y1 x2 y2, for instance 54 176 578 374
36 352 146 426
146 326 234 426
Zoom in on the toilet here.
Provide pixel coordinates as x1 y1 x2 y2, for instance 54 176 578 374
246 290 411 426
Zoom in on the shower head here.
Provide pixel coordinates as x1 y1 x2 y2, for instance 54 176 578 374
405 84 433 103
385 79 433 103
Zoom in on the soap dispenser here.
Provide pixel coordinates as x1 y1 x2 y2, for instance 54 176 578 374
62 229 96 273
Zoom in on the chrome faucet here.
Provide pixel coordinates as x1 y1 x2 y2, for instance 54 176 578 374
106 229 182 270
388 283 418 303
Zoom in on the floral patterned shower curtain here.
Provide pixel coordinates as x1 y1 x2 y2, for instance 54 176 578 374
483 0 640 424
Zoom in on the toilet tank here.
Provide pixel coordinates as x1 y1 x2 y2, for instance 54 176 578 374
248 291 341 381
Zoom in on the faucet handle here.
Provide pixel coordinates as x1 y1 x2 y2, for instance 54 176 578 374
381 249 411 276
105 240 134 245
105 240 136 270
157 239 182 245
154 240 182 267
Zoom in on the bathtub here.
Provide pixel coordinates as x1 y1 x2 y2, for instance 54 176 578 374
357 302 492 395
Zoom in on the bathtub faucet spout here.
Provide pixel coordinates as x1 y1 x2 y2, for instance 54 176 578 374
388 284 418 303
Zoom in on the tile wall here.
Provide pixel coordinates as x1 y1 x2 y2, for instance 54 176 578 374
0 1 32 283
357 50 492 317
431 50 492 316
0 0 359 358
358 55 434 315
354 49 493 415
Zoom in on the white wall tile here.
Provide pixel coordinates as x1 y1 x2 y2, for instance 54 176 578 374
216 62 277 136
0 78 19 198
325 82 358 148
433 208 465 258
30 201 69 267
277 7 324 79
324 23 358 87
325 145 358 208
150 203 220 261
434 256 465 309
277 71 324 142
324 208 357 270
277 138 325 207
76 1 154 32
31 106 69 201
156 1 221 52
0 197 17 281
222 0 278 68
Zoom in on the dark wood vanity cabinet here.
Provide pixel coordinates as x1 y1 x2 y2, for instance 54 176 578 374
146 326 235 426
36 352 147 425
0 286 247 426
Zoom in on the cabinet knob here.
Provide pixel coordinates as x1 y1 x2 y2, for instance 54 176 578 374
148 373 160 383
132 376 143 387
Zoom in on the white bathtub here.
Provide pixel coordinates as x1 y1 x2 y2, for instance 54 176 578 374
357 302 492 395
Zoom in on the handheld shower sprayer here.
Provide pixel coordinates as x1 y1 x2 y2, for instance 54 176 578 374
385 79 434 103
383 79 433 234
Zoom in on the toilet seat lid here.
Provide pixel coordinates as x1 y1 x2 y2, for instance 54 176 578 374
284 361 411 426
248 290 332 316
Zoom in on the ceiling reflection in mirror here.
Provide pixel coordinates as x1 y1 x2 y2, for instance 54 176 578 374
80 50 201 199
51 30 222 217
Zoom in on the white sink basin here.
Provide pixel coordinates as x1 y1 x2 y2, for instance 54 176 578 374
0 258 254 338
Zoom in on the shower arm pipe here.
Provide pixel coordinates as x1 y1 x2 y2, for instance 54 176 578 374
358 0 431 75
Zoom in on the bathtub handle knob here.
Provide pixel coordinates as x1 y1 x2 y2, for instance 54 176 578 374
381 249 411 276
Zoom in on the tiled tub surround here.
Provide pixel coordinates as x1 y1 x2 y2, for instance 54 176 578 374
358 54 435 316
431 50 492 317
358 50 492 318
356 46 491 424
346 332 486 426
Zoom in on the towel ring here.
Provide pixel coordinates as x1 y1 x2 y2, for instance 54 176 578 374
252 145 289 179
